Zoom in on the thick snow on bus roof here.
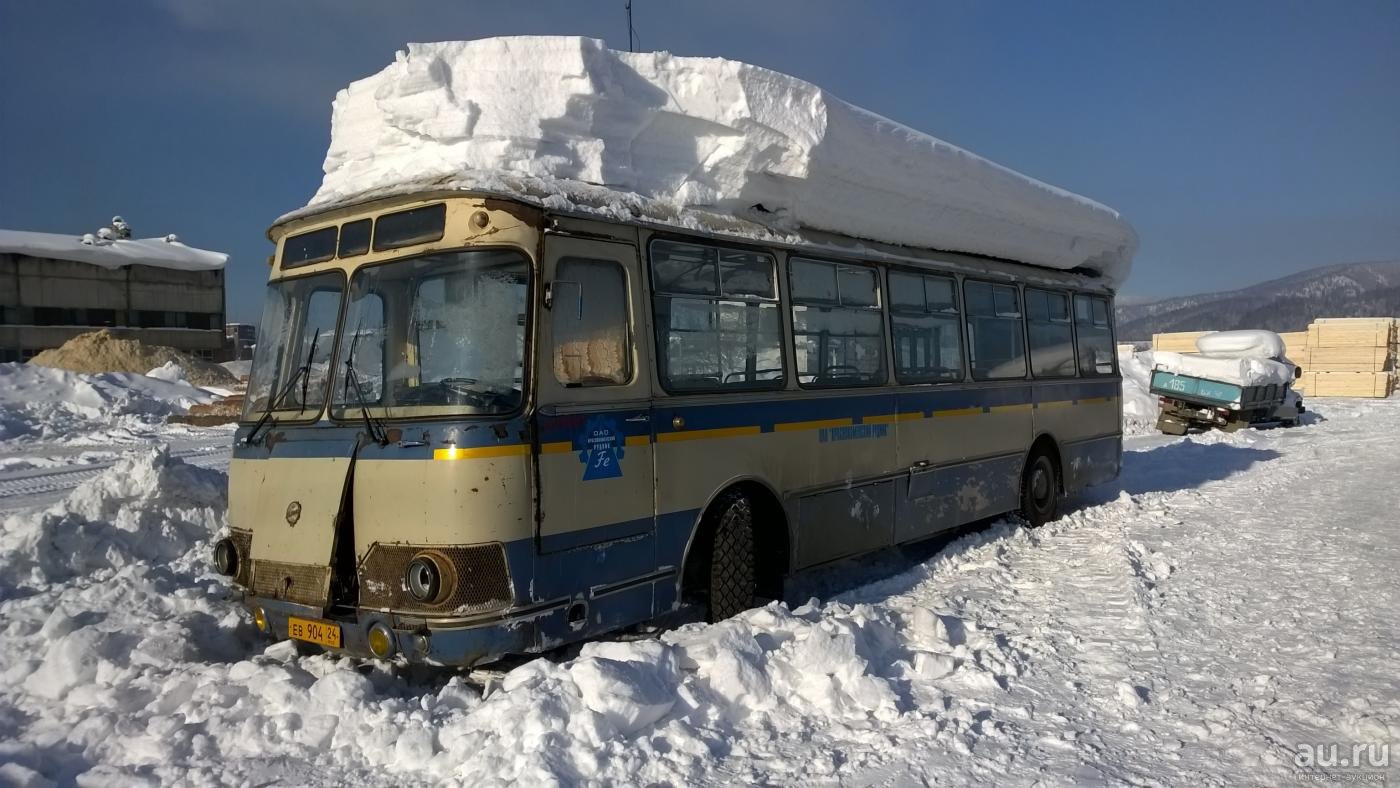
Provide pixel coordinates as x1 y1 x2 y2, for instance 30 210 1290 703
0 229 228 271
303 36 1137 286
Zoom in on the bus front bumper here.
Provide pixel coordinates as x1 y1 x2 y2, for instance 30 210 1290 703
243 595 572 667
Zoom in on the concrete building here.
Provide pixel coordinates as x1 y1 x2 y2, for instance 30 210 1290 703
0 222 228 362
225 322 257 361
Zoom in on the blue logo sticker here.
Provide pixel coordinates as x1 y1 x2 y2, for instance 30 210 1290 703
578 415 624 480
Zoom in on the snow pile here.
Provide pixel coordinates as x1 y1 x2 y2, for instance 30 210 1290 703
4 400 1400 784
1153 350 1295 388
1195 330 1287 360
306 36 1137 285
1118 348 1159 435
0 228 226 271
220 359 252 380
145 360 187 384
0 445 226 595
30 329 237 388
0 363 218 442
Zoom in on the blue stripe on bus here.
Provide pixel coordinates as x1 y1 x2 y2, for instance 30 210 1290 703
232 378 1120 460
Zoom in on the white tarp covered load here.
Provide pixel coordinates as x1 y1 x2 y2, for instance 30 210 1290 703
0 229 227 272
1194 330 1288 360
306 36 1138 286
1152 350 1295 388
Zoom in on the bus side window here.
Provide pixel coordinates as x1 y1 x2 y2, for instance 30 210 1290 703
1074 294 1115 376
789 258 886 388
964 281 1027 380
649 239 784 392
553 257 631 386
1025 288 1076 378
888 270 963 383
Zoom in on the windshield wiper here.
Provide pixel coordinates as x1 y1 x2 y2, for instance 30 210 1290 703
245 331 321 446
298 330 319 415
343 326 389 446
245 364 307 446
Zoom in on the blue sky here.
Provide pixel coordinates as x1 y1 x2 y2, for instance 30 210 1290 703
2 1 1396 321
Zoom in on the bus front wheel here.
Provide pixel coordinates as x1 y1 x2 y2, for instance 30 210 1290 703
707 489 757 622
1018 451 1060 528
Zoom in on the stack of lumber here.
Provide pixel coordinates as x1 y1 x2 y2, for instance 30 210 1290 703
1278 331 1308 362
1297 318 1397 398
1150 331 1213 353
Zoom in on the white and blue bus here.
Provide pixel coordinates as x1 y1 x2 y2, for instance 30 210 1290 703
216 191 1121 665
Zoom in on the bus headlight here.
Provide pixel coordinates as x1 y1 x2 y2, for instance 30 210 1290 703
405 554 443 603
252 606 268 632
367 622 396 659
213 537 239 577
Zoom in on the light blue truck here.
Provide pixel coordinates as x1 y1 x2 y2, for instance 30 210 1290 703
1150 368 1304 435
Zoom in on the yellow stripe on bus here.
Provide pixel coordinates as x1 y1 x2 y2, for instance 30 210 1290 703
624 435 651 447
989 403 1033 413
932 406 984 418
863 412 923 425
433 445 530 460
1076 396 1115 404
1036 399 1074 409
539 441 574 455
657 426 762 443
773 417 853 432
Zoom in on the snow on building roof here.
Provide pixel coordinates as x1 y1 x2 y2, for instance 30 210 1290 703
0 228 228 272
298 36 1138 286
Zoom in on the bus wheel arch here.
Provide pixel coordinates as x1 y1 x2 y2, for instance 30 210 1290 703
680 480 790 621
1020 434 1064 527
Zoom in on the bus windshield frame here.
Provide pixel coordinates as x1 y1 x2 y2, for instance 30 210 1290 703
328 247 533 422
241 270 345 422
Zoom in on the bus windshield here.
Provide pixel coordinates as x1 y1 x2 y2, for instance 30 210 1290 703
331 249 530 419
243 271 344 419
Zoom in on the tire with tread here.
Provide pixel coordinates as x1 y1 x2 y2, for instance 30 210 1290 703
1018 451 1060 528
707 489 757 622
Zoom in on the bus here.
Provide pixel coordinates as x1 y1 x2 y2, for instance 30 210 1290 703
215 191 1122 666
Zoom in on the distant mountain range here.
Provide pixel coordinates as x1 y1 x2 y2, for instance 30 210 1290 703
1116 260 1400 340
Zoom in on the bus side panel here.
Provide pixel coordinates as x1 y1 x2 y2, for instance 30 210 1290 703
894 454 1022 543
888 384 1032 543
794 480 896 567
1031 378 1122 493
1061 434 1122 492
653 393 899 573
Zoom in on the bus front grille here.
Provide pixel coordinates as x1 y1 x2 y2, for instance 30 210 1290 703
251 560 333 608
358 543 512 616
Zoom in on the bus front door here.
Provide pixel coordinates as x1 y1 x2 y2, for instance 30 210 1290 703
533 235 656 560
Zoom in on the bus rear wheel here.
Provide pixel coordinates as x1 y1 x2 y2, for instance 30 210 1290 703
1018 451 1060 528
707 489 757 622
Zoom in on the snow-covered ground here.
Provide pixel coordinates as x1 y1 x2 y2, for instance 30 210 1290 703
0 363 232 513
1 365 1396 786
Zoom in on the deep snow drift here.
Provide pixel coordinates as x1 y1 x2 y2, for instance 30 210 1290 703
1 382 1396 784
0 363 218 444
1118 348 1159 435
304 36 1137 285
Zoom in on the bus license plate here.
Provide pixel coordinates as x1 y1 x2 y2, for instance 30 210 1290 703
288 616 342 648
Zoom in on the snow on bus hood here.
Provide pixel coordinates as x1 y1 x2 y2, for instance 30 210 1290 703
304 36 1138 286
